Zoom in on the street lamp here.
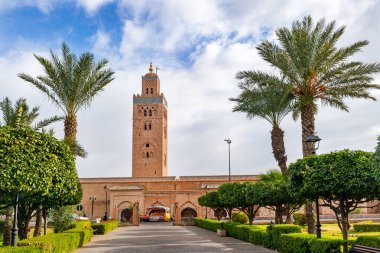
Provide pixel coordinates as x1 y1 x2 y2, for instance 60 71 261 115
89 196 97 222
11 193 19 246
306 132 322 238
205 185 208 219
224 138 232 182
103 185 109 221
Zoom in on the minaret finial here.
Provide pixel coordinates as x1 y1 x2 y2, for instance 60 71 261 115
149 62 153 72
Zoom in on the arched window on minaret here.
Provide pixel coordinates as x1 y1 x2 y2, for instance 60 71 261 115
149 110 152 116
150 88 153 94
146 152 150 158
146 88 149 94
144 123 147 130
144 110 147 116
149 123 152 130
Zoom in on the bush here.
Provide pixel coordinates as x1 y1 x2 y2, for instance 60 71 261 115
267 224 302 249
293 213 306 226
356 235 380 249
0 246 43 252
17 221 93 253
249 228 271 248
353 223 380 232
223 222 242 237
49 206 75 233
231 212 248 224
194 218 224 232
309 238 341 253
91 220 119 235
278 233 316 253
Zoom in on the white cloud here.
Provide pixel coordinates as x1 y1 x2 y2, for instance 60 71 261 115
0 0 57 13
75 0 115 15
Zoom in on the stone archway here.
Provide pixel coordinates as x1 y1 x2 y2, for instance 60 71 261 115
181 207 197 218
118 201 133 223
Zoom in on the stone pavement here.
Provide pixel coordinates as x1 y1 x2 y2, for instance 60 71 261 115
75 222 275 252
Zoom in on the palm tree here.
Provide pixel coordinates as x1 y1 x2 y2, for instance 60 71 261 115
0 97 62 245
256 16 380 233
18 43 115 146
230 73 293 174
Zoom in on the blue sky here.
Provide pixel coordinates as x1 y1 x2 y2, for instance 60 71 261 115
0 0 379 178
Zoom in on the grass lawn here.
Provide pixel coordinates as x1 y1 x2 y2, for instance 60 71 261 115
300 222 380 239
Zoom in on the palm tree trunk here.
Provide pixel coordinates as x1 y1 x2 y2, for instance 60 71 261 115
2 207 12 246
64 113 77 141
271 125 287 175
33 206 42 237
301 103 316 234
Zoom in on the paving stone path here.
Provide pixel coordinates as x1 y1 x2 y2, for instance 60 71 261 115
75 222 275 253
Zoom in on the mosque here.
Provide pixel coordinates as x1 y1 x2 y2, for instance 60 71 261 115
78 64 379 224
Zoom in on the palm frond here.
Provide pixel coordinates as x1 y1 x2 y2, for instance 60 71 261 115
33 115 64 130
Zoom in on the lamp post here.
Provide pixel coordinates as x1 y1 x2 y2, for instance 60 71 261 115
224 138 232 182
103 185 109 221
11 193 19 246
205 185 208 219
89 196 97 222
306 133 322 238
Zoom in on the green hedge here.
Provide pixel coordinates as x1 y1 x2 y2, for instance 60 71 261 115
278 233 316 253
278 233 356 253
267 224 302 249
248 228 271 248
353 223 380 232
356 235 380 249
223 222 242 238
91 220 119 235
0 246 43 253
15 220 93 253
194 218 224 232
0 220 6 234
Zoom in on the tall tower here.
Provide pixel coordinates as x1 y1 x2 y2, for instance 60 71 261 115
132 63 168 177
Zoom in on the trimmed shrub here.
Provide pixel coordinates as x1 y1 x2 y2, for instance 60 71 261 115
17 221 93 253
249 228 271 248
194 218 224 232
230 224 255 242
293 213 306 226
0 246 43 252
356 235 380 249
0 220 6 234
278 233 316 253
353 223 380 232
91 220 119 235
231 212 248 224
267 224 302 249
309 238 341 253
223 222 241 237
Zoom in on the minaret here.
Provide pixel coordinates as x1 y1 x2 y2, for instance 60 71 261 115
132 63 168 177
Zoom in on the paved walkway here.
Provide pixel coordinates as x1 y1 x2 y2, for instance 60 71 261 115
75 222 275 252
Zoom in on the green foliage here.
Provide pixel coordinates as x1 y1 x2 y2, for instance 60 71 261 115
231 212 248 224
278 233 316 253
17 221 93 253
309 238 341 253
353 223 380 232
49 206 75 233
293 213 307 226
0 220 5 234
267 224 302 249
0 127 80 208
0 246 43 252
194 218 224 232
356 235 380 249
375 136 380 170
248 228 271 248
259 170 284 183
91 220 119 235
256 15 380 114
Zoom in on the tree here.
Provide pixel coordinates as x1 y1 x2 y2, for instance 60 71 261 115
18 42 115 153
231 74 293 174
218 182 261 224
198 192 226 220
256 15 380 233
287 150 380 252
0 97 62 245
375 136 380 170
255 170 304 224
0 127 81 240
